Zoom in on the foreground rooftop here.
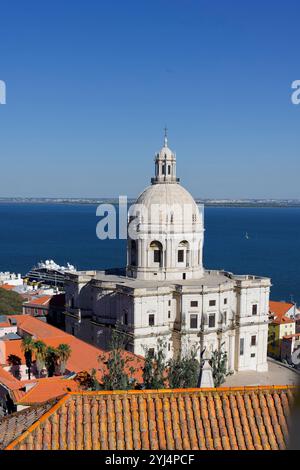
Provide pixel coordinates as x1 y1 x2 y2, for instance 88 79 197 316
1 385 297 450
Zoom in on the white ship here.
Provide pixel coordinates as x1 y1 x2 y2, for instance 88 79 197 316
25 259 76 287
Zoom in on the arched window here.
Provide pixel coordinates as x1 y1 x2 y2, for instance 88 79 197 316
149 241 163 266
177 240 190 266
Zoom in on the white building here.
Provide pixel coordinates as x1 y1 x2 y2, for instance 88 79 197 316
0 272 23 287
64 134 270 373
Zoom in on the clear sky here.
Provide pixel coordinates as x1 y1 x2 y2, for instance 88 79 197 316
0 0 299 199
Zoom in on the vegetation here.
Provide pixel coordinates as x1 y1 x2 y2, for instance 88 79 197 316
34 340 47 377
209 345 231 387
45 346 59 377
99 328 135 391
56 343 72 375
75 369 101 391
0 287 23 315
143 338 167 389
22 337 72 379
7 354 22 380
168 346 200 389
21 336 35 380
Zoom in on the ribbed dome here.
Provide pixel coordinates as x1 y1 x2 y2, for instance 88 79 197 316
136 182 198 209
135 183 201 227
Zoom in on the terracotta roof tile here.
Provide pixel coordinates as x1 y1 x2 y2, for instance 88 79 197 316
24 295 52 306
2 386 298 450
0 284 15 291
3 315 144 383
270 301 294 316
0 401 55 449
269 301 295 324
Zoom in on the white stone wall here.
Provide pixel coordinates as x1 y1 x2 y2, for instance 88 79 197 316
64 271 270 374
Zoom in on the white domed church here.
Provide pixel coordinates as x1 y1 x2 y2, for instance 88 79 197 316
65 133 270 373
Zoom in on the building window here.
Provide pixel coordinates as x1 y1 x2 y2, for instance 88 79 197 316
168 300 171 306
208 314 215 328
190 314 198 329
224 312 227 324
252 304 258 316
251 335 256 346
168 311 171 319
240 338 244 356
168 165 171 175
154 250 161 263
182 273 186 280
251 353 256 358
178 250 184 262
224 298 227 305
191 301 198 307
168 343 171 351
124 312 128 325
149 314 155 326
209 300 216 307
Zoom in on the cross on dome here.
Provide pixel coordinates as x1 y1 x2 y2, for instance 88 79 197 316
164 126 168 147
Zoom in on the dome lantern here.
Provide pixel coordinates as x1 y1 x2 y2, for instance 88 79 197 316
152 129 178 185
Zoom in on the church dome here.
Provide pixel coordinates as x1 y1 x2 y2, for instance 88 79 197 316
135 182 201 227
126 131 204 281
136 182 197 208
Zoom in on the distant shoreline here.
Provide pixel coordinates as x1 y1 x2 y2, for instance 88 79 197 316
0 198 300 208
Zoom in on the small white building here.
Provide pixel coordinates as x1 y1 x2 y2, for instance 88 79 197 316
0 272 23 287
64 134 270 373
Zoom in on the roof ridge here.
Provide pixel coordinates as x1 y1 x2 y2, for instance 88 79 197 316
5 393 71 450
66 384 296 396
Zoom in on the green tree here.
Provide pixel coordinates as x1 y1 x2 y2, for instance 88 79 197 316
143 338 167 389
21 336 35 380
75 369 101 391
99 328 135 390
34 340 47 377
168 346 200 389
7 354 22 380
45 346 59 377
57 343 72 375
0 288 23 315
209 345 230 387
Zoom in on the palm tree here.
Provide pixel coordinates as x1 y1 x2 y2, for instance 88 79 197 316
57 343 71 376
21 336 35 380
34 340 47 377
45 346 59 377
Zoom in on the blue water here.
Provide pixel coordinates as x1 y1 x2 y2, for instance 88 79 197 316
0 204 299 304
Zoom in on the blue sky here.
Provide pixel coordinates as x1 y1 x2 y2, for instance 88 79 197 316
0 0 299 198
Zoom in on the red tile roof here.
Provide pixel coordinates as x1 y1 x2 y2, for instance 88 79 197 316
0 366 22 391
0 284 15 291
282 333 300 340
0 400 55 450
23 295 52 307
3 386 297 450
13 377 79 405
7 315 144 383
269 301 295 325
0 316 144 390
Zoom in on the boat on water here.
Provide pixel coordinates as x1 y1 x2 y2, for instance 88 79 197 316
25 259 76 287
245 232 249 239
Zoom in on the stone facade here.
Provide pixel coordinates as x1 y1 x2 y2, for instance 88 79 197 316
64 135 270 373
